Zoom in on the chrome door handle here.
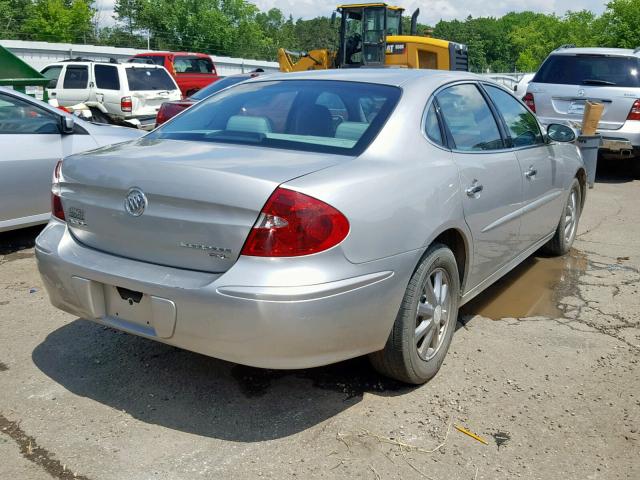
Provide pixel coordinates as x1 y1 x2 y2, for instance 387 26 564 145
465 181 483 197
525 166 538 178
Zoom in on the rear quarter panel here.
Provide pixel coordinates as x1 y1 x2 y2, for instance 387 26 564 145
285 81 470 266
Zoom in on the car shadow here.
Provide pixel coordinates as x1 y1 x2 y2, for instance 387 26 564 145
0 225 44 255
594 156 637 184
32 319 413 442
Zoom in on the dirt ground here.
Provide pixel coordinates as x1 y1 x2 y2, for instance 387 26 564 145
1 163 638 480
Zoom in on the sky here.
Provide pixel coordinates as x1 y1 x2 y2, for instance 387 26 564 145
94 0 609 28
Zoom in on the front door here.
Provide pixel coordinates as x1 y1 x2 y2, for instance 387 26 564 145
483 84 564 247
436 83 523 290
0 93 63 229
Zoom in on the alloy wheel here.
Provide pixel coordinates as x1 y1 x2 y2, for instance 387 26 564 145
415 268 452 361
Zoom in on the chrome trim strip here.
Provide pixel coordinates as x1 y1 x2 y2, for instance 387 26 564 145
217 271 394 302
481 191 561 233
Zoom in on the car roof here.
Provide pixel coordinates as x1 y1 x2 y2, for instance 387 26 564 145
256 68 479 87
551 47 640 58
133 52 209 57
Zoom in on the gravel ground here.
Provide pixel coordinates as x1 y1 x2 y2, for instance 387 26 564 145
1 164 638 480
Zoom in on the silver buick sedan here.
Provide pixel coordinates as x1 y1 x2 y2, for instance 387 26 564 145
36 69 585 384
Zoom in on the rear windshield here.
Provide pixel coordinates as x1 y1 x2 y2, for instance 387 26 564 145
190 75 250 100
174 56 213 74
149 80 401 155
534 54 640 87
125 67 176 91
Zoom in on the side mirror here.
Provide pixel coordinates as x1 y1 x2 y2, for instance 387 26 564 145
47 78 58 89
547 123 576 143
330 11 336 27
60 115 75 134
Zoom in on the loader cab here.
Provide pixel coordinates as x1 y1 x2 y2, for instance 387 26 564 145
337 3 404 68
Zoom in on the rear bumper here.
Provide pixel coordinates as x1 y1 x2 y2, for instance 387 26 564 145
35 221 418 369
120 115 157 130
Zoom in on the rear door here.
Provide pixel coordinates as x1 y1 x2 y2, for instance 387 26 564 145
56 64 90 106
483 84 564 248
92 64 122 114
0 92 62 228
530 54 640 130
436 83 523 290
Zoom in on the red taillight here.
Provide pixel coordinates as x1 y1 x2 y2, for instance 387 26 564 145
627 99 640 121
121 96 132 112
155 101 193 127
51 160 65 221
241 187 350 257
523 92 536 113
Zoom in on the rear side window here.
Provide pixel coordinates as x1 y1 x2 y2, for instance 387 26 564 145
41 66 62 88
130 56 165 66
484 85 543 147
436 84 503 151
424 103 444 146
125 68 176 91
63 66 88 89
174 56 213 74
534 55 640 87
94 65 120 90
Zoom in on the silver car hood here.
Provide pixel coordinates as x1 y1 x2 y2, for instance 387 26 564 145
61 138 347 272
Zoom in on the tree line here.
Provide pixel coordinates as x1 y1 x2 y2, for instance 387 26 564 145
1 0 638 72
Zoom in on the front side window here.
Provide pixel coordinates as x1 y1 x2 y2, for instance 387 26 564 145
63 66 88 89
174 56 214 74
149 80 401 155
0 93 59 134
125 68 176 91
484 85 543 147
41 66 62 89
94 65 120 90
436 84 503 151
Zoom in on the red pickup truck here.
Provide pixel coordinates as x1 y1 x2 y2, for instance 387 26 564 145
129 52 220 97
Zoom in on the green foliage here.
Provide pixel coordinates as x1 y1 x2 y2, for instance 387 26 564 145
20 0 94 43
598 0 640 48
0 1 638 67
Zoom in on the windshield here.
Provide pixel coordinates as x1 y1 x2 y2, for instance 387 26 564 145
190 75 251 101
126 67 177 91
534 54 640 87
149 80 401 155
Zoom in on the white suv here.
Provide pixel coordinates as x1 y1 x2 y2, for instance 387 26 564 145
41 60 182 130
526 46 640 168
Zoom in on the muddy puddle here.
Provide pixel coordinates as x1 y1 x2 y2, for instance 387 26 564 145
461 249 587 320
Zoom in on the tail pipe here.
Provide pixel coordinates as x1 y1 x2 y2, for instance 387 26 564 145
621 149 633 157
410 9 420 35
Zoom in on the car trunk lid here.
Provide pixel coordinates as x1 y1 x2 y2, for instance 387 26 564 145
60 138 345 273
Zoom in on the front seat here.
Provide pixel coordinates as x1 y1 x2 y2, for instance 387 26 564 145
293 104 333 137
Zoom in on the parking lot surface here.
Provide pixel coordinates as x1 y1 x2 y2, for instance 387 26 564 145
1 164 639 480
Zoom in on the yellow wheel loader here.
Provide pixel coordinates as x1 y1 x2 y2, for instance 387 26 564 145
278 3 468 72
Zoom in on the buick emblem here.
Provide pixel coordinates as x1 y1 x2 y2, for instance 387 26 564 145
124 188 147 217
577 89 585 97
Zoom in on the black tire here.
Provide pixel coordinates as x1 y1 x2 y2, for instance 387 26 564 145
369 243 460 384
544 178 581 256
89 108 111 124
